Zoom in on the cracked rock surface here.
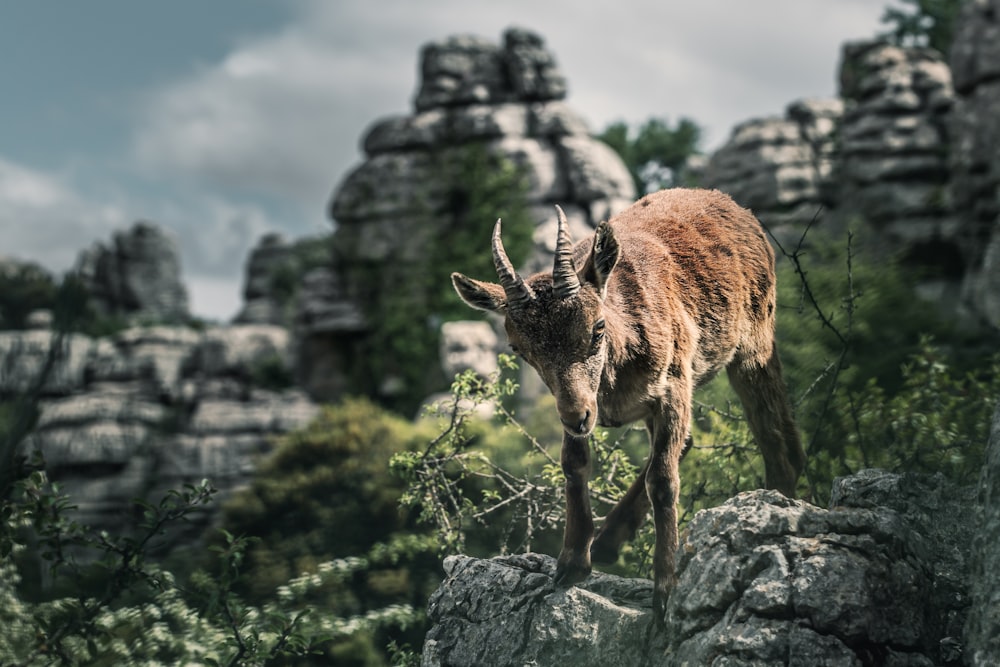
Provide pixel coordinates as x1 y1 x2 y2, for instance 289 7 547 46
422 470 975 667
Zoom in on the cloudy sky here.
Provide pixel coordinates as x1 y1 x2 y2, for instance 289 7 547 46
0 0 895 321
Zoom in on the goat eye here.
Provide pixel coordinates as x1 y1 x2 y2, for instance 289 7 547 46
591 319 606 346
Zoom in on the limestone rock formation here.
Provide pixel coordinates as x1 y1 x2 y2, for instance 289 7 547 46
950 0 1000 330
414 28 567 111
0 331 92 395
838 41 956 251
327 27 634 405
234 233 296 326
4 324 318 541
702 30 1000 328
74 221 190 324
423 553 656 667
418 320 500 421
422 470 975 667
702 98 842 239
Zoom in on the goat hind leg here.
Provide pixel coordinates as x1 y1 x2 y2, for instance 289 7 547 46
591 456 651 564
726 343 805 497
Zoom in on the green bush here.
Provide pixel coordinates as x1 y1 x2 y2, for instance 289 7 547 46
598 117 702 194
0 261 57 330
215 397 440 665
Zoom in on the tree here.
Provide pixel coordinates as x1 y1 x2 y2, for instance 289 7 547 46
598 117 702 195
879 0 966 55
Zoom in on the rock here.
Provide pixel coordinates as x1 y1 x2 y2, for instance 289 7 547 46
234 233 296 325
421 471 975 666
0 330 93 396
704 37 979 326
5 320 321 554
187 324 292 380
73 221 190 324
966 402 1000 666
950 0 1000 330
112 325 201 399
422 553 657 667
669 475 972 665
837 41 955 249
187 389 316 435
438 321 498 381
327 27 635 405
418 320 500 421
702 98 842 235
294 268 366 334
414 27 566 112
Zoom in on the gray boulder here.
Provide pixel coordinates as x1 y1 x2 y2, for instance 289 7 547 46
422 470 975 666
423 553 657 667
74 221 190 323
418 320 500 421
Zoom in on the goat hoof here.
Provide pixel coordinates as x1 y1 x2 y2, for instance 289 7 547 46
553 556 591 588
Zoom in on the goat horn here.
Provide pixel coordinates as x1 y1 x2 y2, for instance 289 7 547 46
492 219 534 310
552 205 581 299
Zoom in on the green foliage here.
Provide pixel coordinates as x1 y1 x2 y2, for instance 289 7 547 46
879 0 966 54
248 352 294 391
216 397 438 664
598 117 702 195
0 464 423 666
0 261 57 330
392 355 648 571
348 144 534 414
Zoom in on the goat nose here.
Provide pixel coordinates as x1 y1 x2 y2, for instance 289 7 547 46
561 410 591 435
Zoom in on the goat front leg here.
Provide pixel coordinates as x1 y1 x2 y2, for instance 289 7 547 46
646 395 691 627
553 432 594 587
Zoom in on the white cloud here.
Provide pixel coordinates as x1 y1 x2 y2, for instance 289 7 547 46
131 3 416 216
5 0 888 322
0 157 128 272
130 0 888 215
0 155 276 322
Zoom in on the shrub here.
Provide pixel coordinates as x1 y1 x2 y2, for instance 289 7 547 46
215 398 440 665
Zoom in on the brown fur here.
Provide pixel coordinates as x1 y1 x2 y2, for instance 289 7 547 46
451 188 805 624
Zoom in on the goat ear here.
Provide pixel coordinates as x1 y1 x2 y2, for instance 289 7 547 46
452 272 507 313
589 222 619 298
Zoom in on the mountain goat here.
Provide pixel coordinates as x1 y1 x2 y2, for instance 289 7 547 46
451 188 806 621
